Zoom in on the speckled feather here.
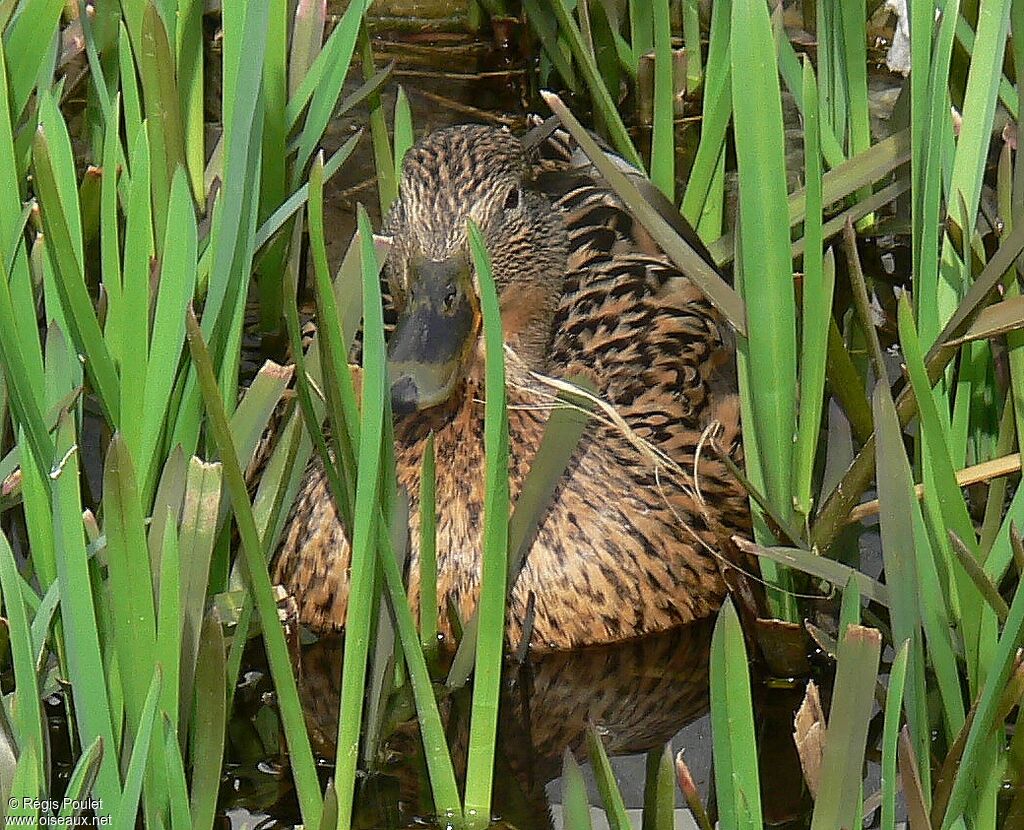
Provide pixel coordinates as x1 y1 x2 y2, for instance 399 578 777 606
270 124 750 651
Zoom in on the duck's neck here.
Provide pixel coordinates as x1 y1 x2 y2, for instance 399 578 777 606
496 284 558 371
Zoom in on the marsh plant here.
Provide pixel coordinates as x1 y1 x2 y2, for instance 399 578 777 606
0 1 1023 829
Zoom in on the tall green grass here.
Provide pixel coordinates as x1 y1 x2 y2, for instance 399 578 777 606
0 0 374 826
4 2 1024 829
523 1 1024 829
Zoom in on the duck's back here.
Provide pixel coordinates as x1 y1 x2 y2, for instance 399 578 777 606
528 123 737 418
481 129 751 648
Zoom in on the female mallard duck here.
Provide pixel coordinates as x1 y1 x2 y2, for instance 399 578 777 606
272 123 750 651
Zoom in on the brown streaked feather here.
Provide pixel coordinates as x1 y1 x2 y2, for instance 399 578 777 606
268 123 751 651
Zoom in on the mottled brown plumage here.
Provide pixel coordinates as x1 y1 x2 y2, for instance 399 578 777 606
272 123 750 651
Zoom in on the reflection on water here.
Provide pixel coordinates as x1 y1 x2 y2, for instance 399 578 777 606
307 619 712 792
220 621 714 829
218 619 813 829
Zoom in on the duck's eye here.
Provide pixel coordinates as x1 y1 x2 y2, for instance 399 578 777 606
503 186 521 211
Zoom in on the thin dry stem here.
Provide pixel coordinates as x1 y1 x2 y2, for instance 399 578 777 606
848 452 1022 524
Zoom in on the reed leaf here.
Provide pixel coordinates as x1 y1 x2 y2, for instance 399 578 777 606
730 0 797 617
113 667 162 828
5 745 39 822
708 128 912 267
0 531 44 787
255 0 289 328
446 378 592 690
738 539 889 607
522 0 579 92
175 0 205 198
200 0 269 343
253 130 361 252
838 0 872 224
649 0 673 200
188 613 226 830
176 458 222 738
642 744 675 830
162 716 192 830
51 413 120 811
185 308 322 827
546 1 643 169
419 434 439 662
0 38 43 383
55 736 103 821
876 376 964 757
507 382 592 581
33 120 120 425
117 125 154 466
710 599 761 830
561 750 593 830
118 24 144 151
809 625 881 830
331 204 387 830
99 90 122 316
361 25 397 215
586 725 631 830
13 453 58 539
139 168 198 497
882 641 911 830
362 493 407 770
138 3 185 245
771 8 845 167
3 0 63 119
248 391 309 549
838 574 861 636
0 278 52 493
897 296 983 686
308 156 361 516
463 219 510 827
394 85 414 179
940 573 1024 828
156 516 183 734
376 515 464 822
292 0 370 184
290 0 327 98
102 434 158 735
794 55 832 517
811 221 1024 552
936 1 1011 331
682 0 729 237
29 579 59 671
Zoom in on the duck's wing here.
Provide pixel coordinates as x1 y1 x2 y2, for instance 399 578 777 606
549 251 738 441
538 163 748 546
524 115 726 284
511 233 750 649
522 114 739 432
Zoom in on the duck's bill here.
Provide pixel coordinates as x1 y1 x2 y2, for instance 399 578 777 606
386 256 480 414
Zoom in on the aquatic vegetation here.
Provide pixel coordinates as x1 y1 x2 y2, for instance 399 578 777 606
0 1 1023 829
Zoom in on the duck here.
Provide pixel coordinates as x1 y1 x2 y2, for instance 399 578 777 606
271 121 751 651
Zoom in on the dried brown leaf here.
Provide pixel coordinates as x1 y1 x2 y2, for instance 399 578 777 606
793 680 826 799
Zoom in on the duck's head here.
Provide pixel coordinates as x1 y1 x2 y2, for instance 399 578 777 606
382 124 569 414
